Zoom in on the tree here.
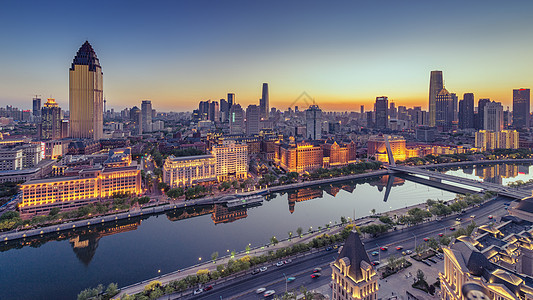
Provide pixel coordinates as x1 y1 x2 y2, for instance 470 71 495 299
296 227 303 237
371 208 376 215
211 251 219 263
270 236 279 245
49 207 60 217
138 196 150 205
105 283 119 298
416 269 426 283
245 244 251 253
340 216 347 224
288 231 293 240
167 187 184 198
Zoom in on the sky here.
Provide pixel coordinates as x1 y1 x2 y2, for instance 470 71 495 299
1 0 533 112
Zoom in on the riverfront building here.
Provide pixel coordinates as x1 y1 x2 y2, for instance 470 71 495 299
475 130 519 151
367 134 407 163
331 230 378 300
19 165 141 216
162 154 217 188
211 140 248 181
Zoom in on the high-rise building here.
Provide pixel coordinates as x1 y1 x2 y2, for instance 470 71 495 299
360 105 364 114
374 96 388 129
435 88 453 131
366 111 374 128
245 104 261 136
220 99 228 122
32 97 41 117
458 93 475 129
476 98 490 130
513 88 530 128
227 93 235 108
198 100 210 121
429 70 443 127
229 104 245 134
305 105 322 140
389 101 397 119
69 41 103 140
130 106 142 135
484 101 504 132
141 100 152 133
208 101 219 122
259 83 269 120
41 98 62 140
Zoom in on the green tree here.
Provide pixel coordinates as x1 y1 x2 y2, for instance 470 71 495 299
245 244 251 253
416 269 426 283
211 251 219 263
105 283 119 298
340 216 347 224
371 208 376 215
288 231 293 239
271 236 279 245
296 227 303 237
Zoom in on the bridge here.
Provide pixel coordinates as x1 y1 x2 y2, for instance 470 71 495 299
382 136 532 200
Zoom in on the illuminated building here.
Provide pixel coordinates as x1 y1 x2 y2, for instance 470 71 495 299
229 104 245 134
429 70 444 127
69 41 103 140
374 96 388 129
162 154 216 188
104 148 132 168
41 98 62 140
513 88 530 128
321 139 357 167
367 134 406 163
19 166 141 216
435 88 454 131
276 140 323 173
499 130 520 149
211 204 247 224
305 105 322 140
211 140 248 181
484 101 504 132
475 130 519 150
331 230 378 300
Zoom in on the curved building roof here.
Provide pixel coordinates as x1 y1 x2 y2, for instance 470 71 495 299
70 41 101 72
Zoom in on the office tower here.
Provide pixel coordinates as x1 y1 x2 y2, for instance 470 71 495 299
305 105 323 140
69 41 103 140
259 83 269 120
245 105 261 136
220 99 228 122
374 96 388 129
484 101 504 132
476 98 490 129
208 101 219 122
389 102 397 119
227 93 235 108
41 98 62 140
130 106 142 135
435 88 453 131
141 100 152 132
32 97 41 117
459 93 475 129
198 100 210 120
513 88 530 128
451 93 458 123
429 70 443 127
504 107 511 129
360 105 364 114
366 111 374 128
229 104 245 134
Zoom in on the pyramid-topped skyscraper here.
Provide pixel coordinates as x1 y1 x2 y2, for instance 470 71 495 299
69 41 103 140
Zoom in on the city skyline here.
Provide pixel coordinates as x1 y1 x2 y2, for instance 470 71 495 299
1 1 533 112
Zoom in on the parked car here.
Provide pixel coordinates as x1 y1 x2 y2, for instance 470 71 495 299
427 258 437 264
287 277 296 283
252 269 260 275
380 246 388 251
326 246 333 251
311 273 321 278
456 218 461 221
313 267 322 273
396 246 403 250
438 232 444 237
423 237 429 242
488 215 494 219
194 288 203 295
263 290 276 297
402 251 407 256
256 288 266 294
259 266 268 272
449 227 456 231
405 250 413 255
371 261 380 266
371 251 379 256
276 261 284 267
284 259 292 264
470 215 476 218
203 285 213 291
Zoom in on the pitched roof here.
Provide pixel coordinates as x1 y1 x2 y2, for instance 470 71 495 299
335 230 371 281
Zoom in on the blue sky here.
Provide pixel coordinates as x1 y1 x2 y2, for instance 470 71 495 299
1 0 532 111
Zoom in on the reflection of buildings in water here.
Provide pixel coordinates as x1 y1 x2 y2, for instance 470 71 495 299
287 188 324 214
166 206 214 222
211 204 247 224
473 164 519 184
518 165 529 175
462 167 474 175
324 185 341 197
69 221 141 265
340 183 356 194
368 175 405 192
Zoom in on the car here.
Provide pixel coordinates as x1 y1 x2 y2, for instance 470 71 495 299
276 261 284 267
449 227 456 231
405 250 413 255
371 261 380 266
396 246 403 250
263 290 276 297
194 288 203 295
251 269 260 275
256 288 266 294
286 277 296 283
371 251 379 256
470 215 476 218
456 218 461 221
311 273 321 278
284 259 292 264
313 267 322 273
402 251 407 256
326 246 332 251
380 246 388 251
203 285 213 291
259 266 268 272
488 215 494 219
438 233 444 237
423 237 429 242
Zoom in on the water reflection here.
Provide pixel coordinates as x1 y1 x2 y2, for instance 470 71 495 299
438 163 529 185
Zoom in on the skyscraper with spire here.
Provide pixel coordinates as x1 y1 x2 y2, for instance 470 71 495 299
259 83 269 120
429 70 443 127
69 41 103 140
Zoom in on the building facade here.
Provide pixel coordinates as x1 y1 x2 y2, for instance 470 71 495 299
229 104 245 135
276 141 323 173
162 155 217 188
459 93 475 129
69 41 103 140
367 135 406 163
475 130 519 150
305 105 322 140
211 140 248 181
513 88 530 128
484 101 504 132
41 98 62 140
374 96 388 129
245 104 261 136
429 70 444 127
141 100 152 133
260 83 269 120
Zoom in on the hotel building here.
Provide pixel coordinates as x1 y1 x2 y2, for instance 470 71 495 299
163 155 217 188
19 165 141 216
475 130 519 151
211 140 248 181
277 141 323 173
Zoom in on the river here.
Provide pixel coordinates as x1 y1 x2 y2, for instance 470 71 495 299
0 163 530 299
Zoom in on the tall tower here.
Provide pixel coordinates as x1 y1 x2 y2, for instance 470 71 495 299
484 101 504 132
513 88 530 128
69 41 103 140
305 105 322 140
41 98 62 140
477 98 490 130
435 88 453 131
141 100 152 132
259 83 269 120
459 93 475 129
32 97 41 117
429 70 443 127
374 96 389 129
245 104 261 136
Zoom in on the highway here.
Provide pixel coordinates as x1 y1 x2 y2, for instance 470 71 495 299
172 196 511 300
